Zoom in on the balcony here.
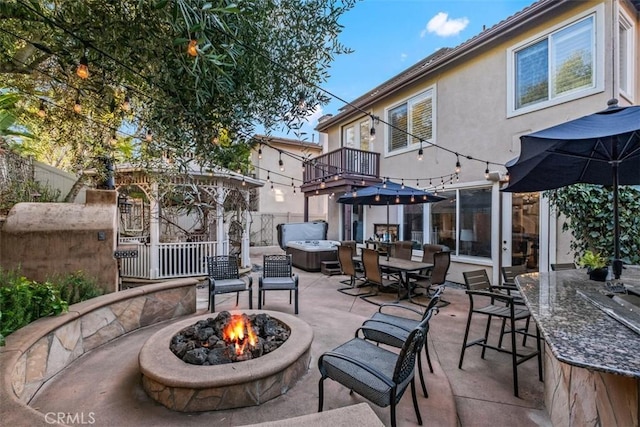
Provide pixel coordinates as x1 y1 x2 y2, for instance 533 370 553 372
301 147 381 196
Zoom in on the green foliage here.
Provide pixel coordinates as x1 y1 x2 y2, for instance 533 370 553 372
0 175 61 215
0 269 104 344
545 184 640 265
49 271 104 305
1 0 358 174
578 250 608 269
0 270 68 344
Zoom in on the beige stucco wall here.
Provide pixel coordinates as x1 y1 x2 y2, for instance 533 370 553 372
320 0 635 281
0 190 118 293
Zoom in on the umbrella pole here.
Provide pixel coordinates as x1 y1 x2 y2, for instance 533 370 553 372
386 202 390 261
613 162 622 279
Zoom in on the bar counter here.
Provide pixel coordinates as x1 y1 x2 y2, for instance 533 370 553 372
516 268 639 427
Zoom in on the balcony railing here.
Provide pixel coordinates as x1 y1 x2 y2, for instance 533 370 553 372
303 147 380 184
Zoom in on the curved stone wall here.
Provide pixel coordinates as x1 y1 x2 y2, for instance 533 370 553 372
0 278 198 426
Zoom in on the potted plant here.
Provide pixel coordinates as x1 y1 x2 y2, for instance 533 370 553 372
578 250 609 282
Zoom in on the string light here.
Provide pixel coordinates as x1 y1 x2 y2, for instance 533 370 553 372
73 95 81 113
270 182 274 191
279 152 284 171
485 162 490 179
369 115 377 141
410 193 415 203
122 95 131 111
401 179 405 189
375 191 380 202
267 171 271 183
455 154 461 174
320 178 325 189
417 140 424 161
187 39 198 57
504 171 510 182
76 54 89 79
242 177 246 186
395 192 400 203
382 178 387 189
258 145 262 159
352 190 357 197
37 100 46 118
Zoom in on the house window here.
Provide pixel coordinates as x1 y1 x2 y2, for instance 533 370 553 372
430 187 492 258
387 89 433 154
508 6 603 115
343 118 372 150
619 10 635 100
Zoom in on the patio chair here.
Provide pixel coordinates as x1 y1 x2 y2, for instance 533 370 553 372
336 244 371 296
359 248 402 306
358 286 444 398
391 240 413 260
207 255 252 313
410 251 451 307
259 254 299 314
318 312 432 427
501 264 528 288
550 262 577 271
458 269 542 397
421 244 449 264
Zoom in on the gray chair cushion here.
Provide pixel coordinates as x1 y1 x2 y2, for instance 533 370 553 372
212 278 247 293
260 277 296 290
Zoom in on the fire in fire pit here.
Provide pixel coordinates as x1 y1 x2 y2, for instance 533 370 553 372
170 311 290 365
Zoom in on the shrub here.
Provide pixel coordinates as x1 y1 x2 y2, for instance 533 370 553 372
0 271 68 345
50 271 104 305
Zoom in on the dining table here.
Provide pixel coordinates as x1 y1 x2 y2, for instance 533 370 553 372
353 255 433 304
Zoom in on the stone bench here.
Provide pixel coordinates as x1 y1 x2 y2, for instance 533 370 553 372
0 278 199 426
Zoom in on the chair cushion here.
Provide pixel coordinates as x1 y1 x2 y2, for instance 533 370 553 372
322 337 412 407
370 312 419 333
476 304 530 320
212 278 247 293
260 277 296 290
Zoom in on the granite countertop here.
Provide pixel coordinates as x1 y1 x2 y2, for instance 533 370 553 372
516 269 640 378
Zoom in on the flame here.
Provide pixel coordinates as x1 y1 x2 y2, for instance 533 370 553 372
222 315 257 355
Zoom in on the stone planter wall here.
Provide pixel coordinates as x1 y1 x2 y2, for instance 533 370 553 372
0 278 199 427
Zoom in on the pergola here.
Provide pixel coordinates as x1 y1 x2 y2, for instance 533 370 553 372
103 163 263 280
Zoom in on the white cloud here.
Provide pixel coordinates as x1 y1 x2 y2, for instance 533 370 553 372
421 12 469 37
400 53 408 62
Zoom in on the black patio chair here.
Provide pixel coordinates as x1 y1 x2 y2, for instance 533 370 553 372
357 286 444 398
318 311 433 427
207 255 252 312
259 254 299 314
458 269 542 397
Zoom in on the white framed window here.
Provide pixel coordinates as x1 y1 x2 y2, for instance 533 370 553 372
342 118 372 150
385 87 434 156
618 9 635 101
507 5 604 116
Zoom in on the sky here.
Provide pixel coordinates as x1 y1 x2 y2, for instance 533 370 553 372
278 0 535 141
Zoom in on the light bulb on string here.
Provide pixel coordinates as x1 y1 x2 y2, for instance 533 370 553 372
278 152 284 171
505 171 510 182
382 178 387 189
76 54 89 79
320 178 325 189
401 179 405 189
455 154 461 173
352 190 357 197
417 141 423 160
375 191 380 202
37 100 46 118
395 193 400 203
241 177 246 186
187 39 198 57
73 95 82 113
270 183 274 192
267 171 271 183
485 162 490 179
122 96 131 112
315 188 319 195
411 193 415 203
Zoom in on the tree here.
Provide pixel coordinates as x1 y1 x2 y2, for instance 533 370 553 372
0 0 356 174
546 184 640 265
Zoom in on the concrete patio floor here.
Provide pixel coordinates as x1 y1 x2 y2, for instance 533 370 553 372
30 247 551 426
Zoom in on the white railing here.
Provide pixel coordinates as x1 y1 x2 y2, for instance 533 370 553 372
120 241 221 279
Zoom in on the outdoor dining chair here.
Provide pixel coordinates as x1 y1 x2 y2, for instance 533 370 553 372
359 248 402 306
410 251 451 307
207 255 252 312
391 240 413 260
357 286 444 398
259 254 299 314
318 310 433 427
336 244 371 296
458 269 542 397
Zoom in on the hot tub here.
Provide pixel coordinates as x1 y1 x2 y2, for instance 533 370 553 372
285 240 340 271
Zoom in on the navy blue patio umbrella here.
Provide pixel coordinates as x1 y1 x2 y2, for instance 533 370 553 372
337 180 446 242
503 100 640 278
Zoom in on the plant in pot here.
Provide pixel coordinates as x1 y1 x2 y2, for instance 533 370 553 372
578 250 609 282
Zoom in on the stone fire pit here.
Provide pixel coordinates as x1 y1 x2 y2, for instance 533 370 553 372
139 310 313 412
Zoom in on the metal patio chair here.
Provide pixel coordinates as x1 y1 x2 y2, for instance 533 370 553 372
318 312 433 427
207 255 252 312
259 254 299 314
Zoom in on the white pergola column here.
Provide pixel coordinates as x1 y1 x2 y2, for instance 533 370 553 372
241 191 251 268
149 182 160 279
216 189 225 256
